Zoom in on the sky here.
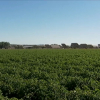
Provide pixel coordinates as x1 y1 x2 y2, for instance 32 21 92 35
0 0 100 45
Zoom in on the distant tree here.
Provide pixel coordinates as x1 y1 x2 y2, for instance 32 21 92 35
33 45 39 49
13 45 23 49
71 43 79 49
17 45 23 49
79 44 87 49
87 45 93 48
45 44 52 48
61 43 69 49
39 45 45 49
0 42 10 49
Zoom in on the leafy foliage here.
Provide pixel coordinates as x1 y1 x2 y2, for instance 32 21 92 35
0 49 100 99
0 42 10 49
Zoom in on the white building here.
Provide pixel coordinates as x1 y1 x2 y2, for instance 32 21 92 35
51 44 61 49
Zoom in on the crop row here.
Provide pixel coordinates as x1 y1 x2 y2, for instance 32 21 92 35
0 49 100 100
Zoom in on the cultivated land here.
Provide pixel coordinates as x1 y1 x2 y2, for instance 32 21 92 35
0 49 100 100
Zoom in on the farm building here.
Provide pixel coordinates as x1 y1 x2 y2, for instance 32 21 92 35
23 45 33 49
51 44 61 49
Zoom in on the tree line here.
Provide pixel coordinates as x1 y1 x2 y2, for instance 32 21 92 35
0 42 96 49
0 42 10 49
61 43 94 49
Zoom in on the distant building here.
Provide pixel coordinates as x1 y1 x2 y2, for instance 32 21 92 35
98 44 100 48
51 44 61 49
23 45 33 49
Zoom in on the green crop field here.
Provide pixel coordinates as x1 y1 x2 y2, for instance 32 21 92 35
0 49 100 100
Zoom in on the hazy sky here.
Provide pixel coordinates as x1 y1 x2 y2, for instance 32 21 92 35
0 1 100 45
